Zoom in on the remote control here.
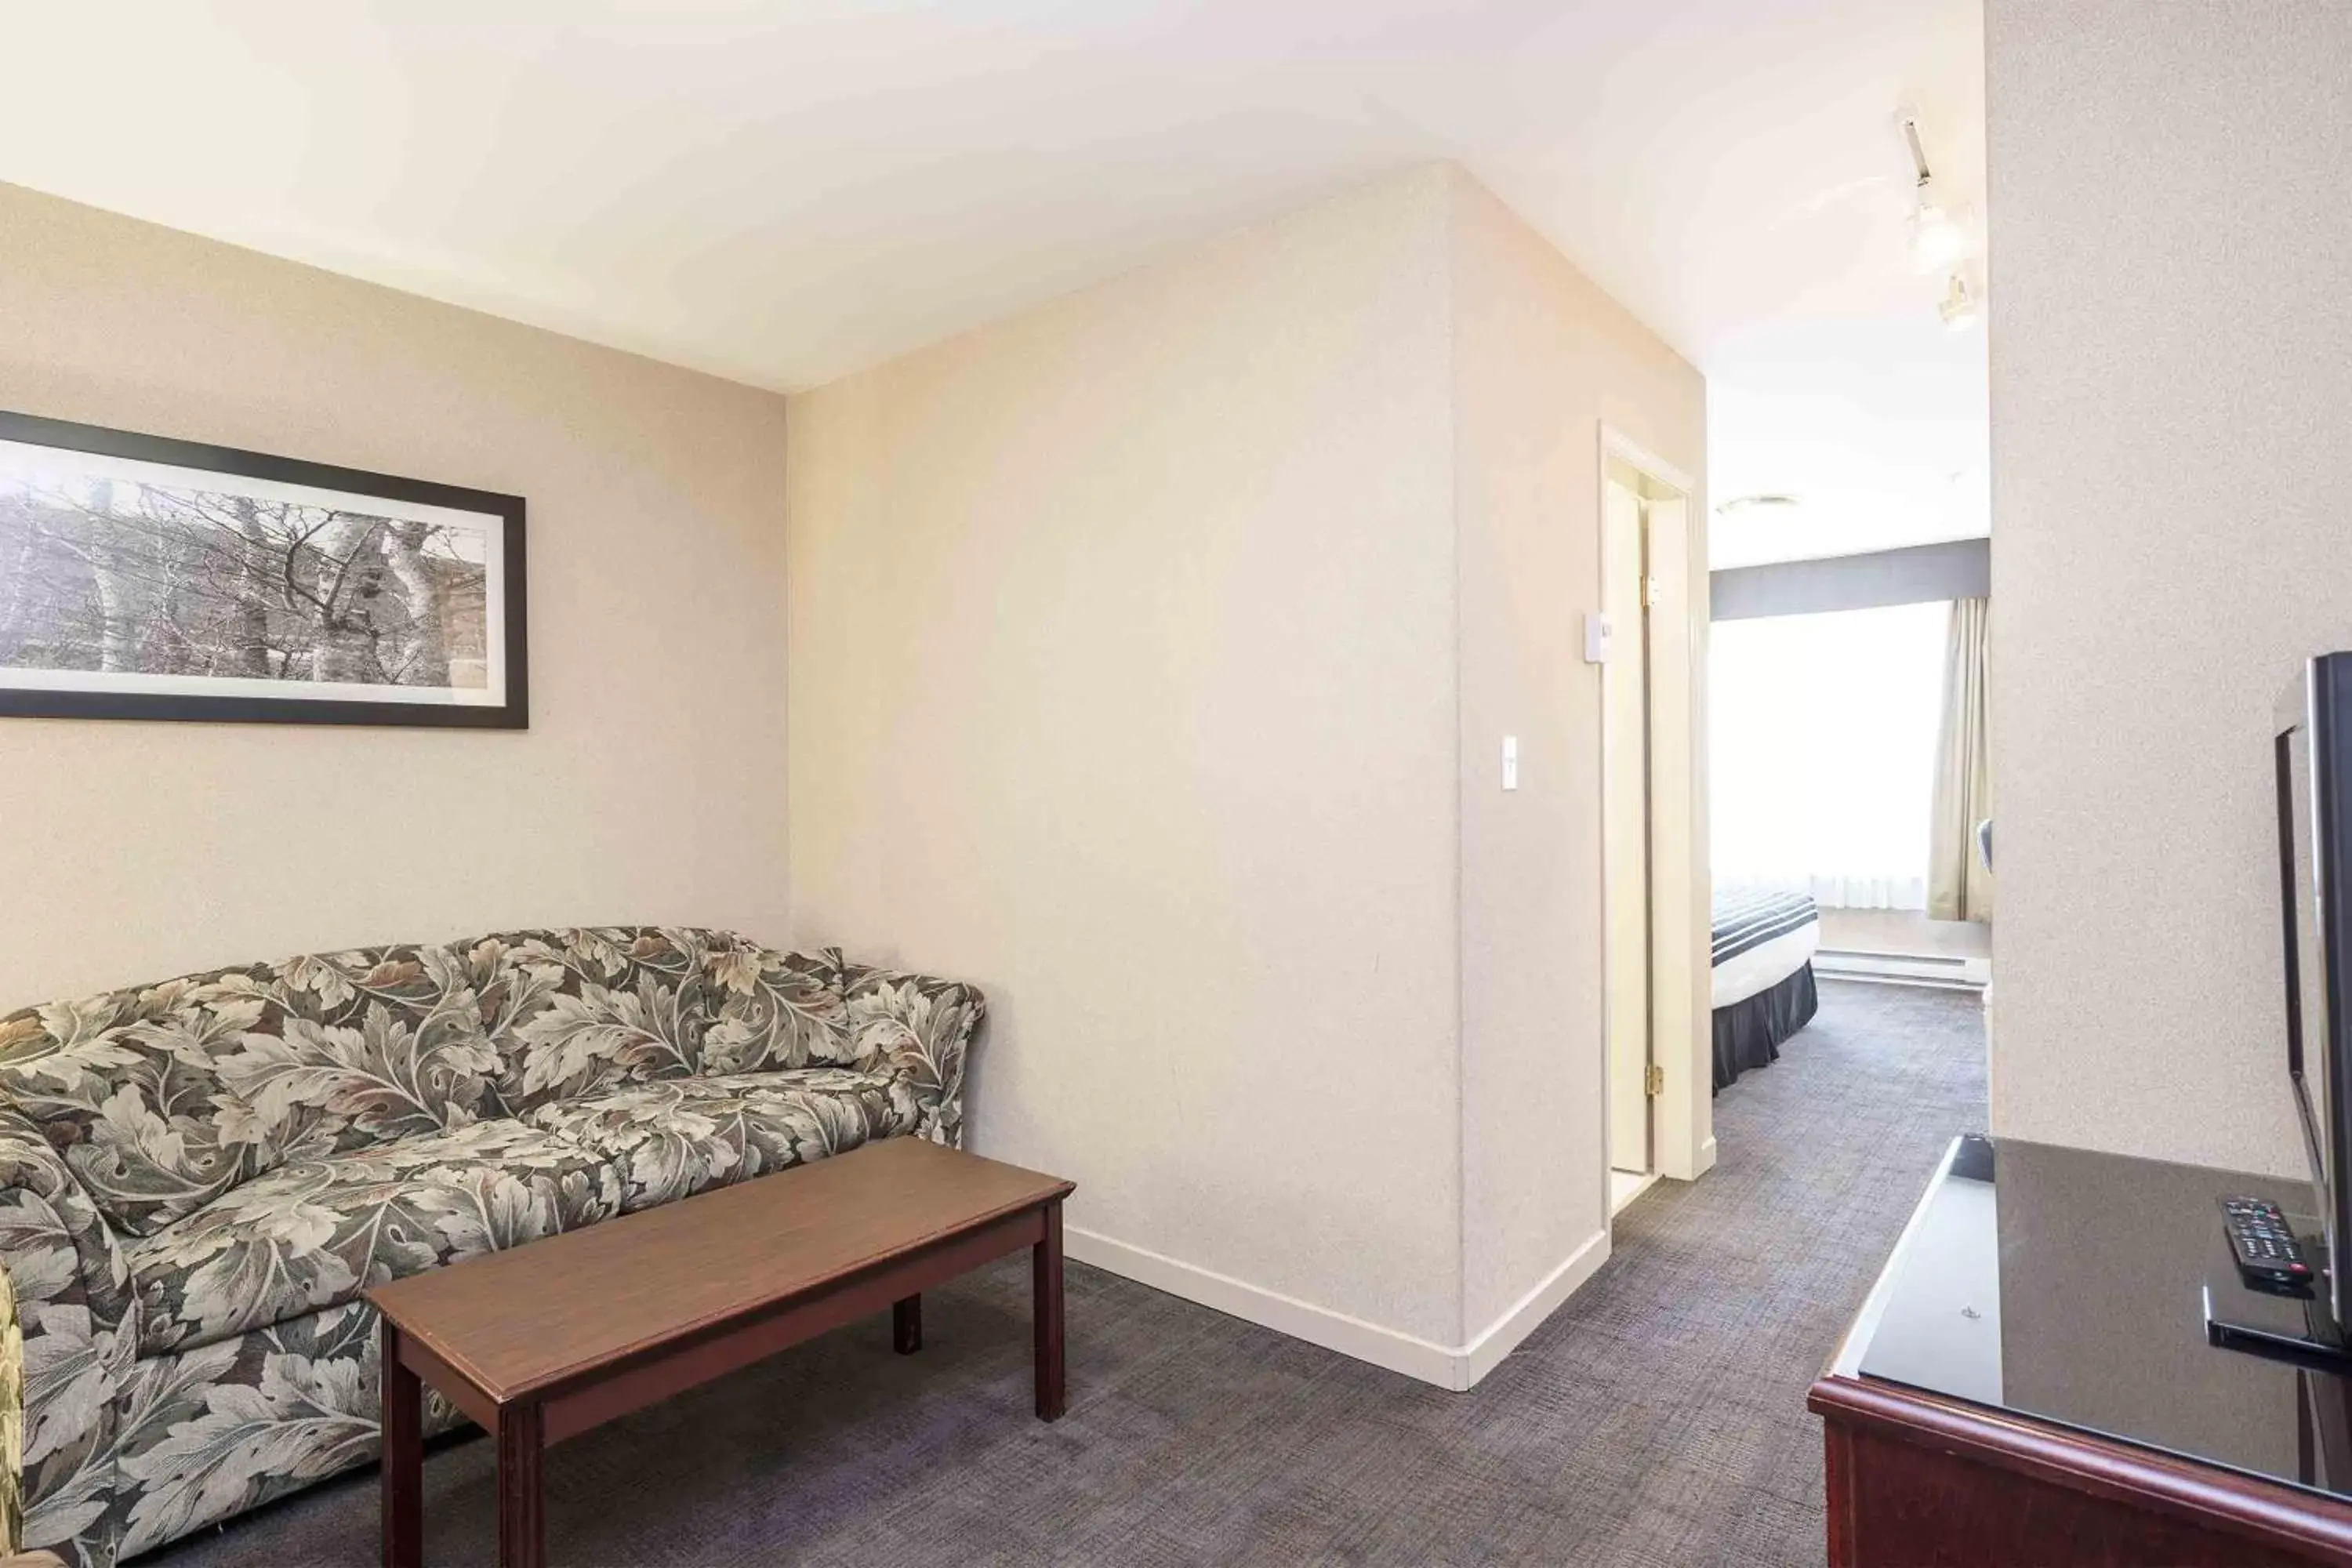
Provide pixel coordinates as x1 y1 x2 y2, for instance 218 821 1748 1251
2222 1196 2315 1289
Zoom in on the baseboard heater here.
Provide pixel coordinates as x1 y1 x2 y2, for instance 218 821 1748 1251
1813 947 1990 989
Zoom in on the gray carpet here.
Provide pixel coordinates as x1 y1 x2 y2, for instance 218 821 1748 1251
145 978 1985 1566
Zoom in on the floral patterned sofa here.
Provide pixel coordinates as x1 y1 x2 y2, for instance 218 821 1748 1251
0 927 981 1567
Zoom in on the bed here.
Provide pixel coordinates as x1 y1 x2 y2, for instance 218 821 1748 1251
1711 889 1820 1091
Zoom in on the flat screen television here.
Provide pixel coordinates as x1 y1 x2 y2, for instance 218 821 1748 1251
2277 652 2352 1330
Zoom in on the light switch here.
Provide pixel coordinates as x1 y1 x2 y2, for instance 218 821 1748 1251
1502 735 1519 790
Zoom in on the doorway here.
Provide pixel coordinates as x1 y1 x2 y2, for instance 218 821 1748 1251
1601 432 1706 1214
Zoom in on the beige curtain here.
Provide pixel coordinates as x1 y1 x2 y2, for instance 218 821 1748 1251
1929 597 1992 921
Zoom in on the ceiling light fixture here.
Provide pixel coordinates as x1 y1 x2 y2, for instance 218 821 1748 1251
1938 272 1981 332
1901 108 1985 325
1717 494 1803 517
1909 199 1967 272
1898 110 1971 273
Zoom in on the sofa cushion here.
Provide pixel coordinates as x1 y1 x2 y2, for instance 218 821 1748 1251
125 1120 621 1356
524 1068 916 1214
0 948 505 1238
465 928 852 1115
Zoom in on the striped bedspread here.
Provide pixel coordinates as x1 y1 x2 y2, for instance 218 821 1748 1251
1710 889 1820 967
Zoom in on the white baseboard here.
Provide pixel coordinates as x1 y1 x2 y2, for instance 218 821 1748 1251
1609 1170 1661 1216
1456 1228 1613 1387
1064 1224 1610 1392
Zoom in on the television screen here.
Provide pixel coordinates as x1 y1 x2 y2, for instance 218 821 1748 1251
2286 720 2336 1233
2278 653 2352 1332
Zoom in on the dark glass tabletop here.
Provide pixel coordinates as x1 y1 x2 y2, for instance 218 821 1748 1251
1849 1133 2352 1499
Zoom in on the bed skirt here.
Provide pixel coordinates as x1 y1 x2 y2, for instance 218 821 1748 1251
1711 960 1819 1093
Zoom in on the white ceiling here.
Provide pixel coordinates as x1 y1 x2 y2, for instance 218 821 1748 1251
0 0 1986 568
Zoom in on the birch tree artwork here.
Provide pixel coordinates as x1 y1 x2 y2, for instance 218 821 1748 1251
0 470 489 689
0 415 528 729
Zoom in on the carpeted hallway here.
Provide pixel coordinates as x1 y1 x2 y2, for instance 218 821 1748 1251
146 978 1986 1567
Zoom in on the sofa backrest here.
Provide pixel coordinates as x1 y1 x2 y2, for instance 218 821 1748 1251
0 943 498 1236
468 927 854 1112
0 926 855 1236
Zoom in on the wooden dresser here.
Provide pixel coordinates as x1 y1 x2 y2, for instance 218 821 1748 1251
1811 1135 2352 1566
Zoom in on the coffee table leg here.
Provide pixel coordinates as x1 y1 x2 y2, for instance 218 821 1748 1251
894 1293 922 1354
496 1401 544 1568
381 1319 422 1568
1033 1197 1065 1421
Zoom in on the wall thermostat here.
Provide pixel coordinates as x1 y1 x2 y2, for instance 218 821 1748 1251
1582 612 1614 665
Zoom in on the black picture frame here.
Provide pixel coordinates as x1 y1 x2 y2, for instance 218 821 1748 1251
0 410 527 728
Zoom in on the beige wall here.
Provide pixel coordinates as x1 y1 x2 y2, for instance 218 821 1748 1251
1987 2 2352 1174
787 165 1704 1373
1448 177 1706 1331
0 184 794 1009
787 168 1468 1345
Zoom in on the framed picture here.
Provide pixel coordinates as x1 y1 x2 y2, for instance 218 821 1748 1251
0 411 526 728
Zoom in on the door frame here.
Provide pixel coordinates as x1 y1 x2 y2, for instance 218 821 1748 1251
1596 424 1713 1196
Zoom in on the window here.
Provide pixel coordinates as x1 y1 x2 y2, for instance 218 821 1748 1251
1710 600 1949 909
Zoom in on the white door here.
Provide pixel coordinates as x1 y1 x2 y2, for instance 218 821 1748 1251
1603 474 1652 1174
1642 490 1703 1180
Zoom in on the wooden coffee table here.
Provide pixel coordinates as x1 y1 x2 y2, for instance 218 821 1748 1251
368 1137 1075 1568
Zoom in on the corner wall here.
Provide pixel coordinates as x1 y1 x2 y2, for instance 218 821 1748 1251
784 163 1705 1381
1986 0 2352 1174
0 183 794 1009
786 168 1470 1352
1447 173 1707 1345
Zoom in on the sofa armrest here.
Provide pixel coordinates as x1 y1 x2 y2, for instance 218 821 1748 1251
0 1111 132 1562
0 1261 18 1559
840 967 985 1148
